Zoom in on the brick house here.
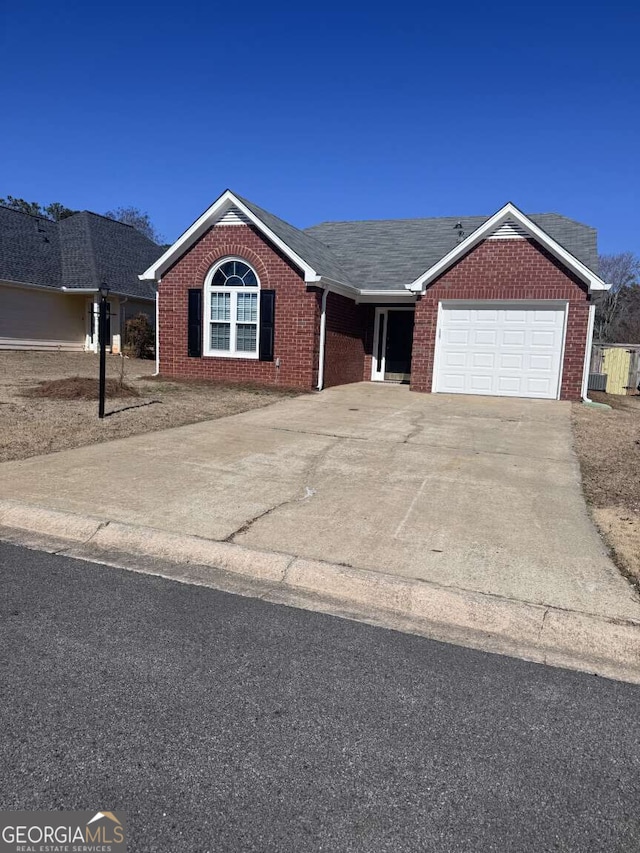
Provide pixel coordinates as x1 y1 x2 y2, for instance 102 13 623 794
140 190 609 400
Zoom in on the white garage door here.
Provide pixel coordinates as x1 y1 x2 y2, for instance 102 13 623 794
434 304 566 399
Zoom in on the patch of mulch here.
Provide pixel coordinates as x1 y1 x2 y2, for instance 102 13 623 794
23 377 140 400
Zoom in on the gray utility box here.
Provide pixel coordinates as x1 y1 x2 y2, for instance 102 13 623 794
588 373 608 392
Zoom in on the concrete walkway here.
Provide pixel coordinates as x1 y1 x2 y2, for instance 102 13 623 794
0 383 639 680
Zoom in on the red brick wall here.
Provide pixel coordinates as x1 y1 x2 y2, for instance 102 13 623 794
323 292 368 387
410 239 590 401
158 224 321 389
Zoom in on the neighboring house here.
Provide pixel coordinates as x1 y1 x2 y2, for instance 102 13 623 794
0 206 162 353
140 190 610 400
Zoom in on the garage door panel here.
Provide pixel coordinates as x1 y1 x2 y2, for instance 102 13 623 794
469 375 493 392
472 352 495 368
531 330 556 347
435 304 565 399
502 330 526 346
504 310 527 322
475 310 498 323
497 376 522 393
446 329 470 345
444 351 467 367
474 329 498 345
500 353 524 369
529 354 552 370
527 378 554 394
441 373 465 390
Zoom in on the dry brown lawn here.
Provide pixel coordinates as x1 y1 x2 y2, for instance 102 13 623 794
0 351 300 463
572 391 640 585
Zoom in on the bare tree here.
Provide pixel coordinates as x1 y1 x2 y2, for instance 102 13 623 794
609 285 640 343
593 252 640 342
104 206 163 244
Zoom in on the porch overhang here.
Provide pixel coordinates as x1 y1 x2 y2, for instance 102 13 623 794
317 277 417 304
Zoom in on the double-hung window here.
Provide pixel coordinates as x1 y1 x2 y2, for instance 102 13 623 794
205 259 260 357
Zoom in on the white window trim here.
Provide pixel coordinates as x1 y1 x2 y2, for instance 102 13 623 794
203 258 261 359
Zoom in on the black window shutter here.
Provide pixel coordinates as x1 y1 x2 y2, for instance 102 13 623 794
259 290 275 361
187 288 202 357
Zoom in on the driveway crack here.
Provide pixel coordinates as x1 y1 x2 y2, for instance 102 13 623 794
403 410 426 444
537 606 550 642
225 438 339 543
52 520 110 555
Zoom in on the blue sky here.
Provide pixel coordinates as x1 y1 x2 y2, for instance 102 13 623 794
1 1 638 255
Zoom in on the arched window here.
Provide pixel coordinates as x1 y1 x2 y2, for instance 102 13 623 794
204 259 260 357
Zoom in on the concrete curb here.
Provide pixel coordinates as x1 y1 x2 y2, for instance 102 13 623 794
1 498 639 684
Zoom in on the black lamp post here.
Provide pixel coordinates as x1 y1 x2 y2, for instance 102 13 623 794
98 283 110 419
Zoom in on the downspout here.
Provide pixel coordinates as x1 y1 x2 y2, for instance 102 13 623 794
316 286 329 390
153 280 160 376
581 303 596 402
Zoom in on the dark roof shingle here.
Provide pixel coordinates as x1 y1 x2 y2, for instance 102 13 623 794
0 206 162 299
235 194 354 285
0 207 61 288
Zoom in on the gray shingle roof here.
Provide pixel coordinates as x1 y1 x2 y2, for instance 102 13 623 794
0 206 162 299
304 213 599 290
235 194 354 285
0 207 62 288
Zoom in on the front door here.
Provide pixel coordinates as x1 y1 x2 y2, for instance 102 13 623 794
384 310 414 381
372 308 414 382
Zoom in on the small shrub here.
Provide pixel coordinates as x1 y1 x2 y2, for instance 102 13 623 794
124 313 155 359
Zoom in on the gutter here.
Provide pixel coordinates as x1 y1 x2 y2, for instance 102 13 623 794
317 286 329 390
581 303 597 402
60 286 153 302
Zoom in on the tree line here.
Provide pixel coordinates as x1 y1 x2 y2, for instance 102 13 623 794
594 253 640 343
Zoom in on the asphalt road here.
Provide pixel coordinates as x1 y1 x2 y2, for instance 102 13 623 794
1 541 639 852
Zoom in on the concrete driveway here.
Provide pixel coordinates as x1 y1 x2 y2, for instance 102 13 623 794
0 382 637 621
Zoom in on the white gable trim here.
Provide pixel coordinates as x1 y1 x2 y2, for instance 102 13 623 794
405 202 609 294
140 190 321 283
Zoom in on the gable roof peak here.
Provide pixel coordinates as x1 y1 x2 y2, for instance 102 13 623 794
405 201 607 293
140 188 352 286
